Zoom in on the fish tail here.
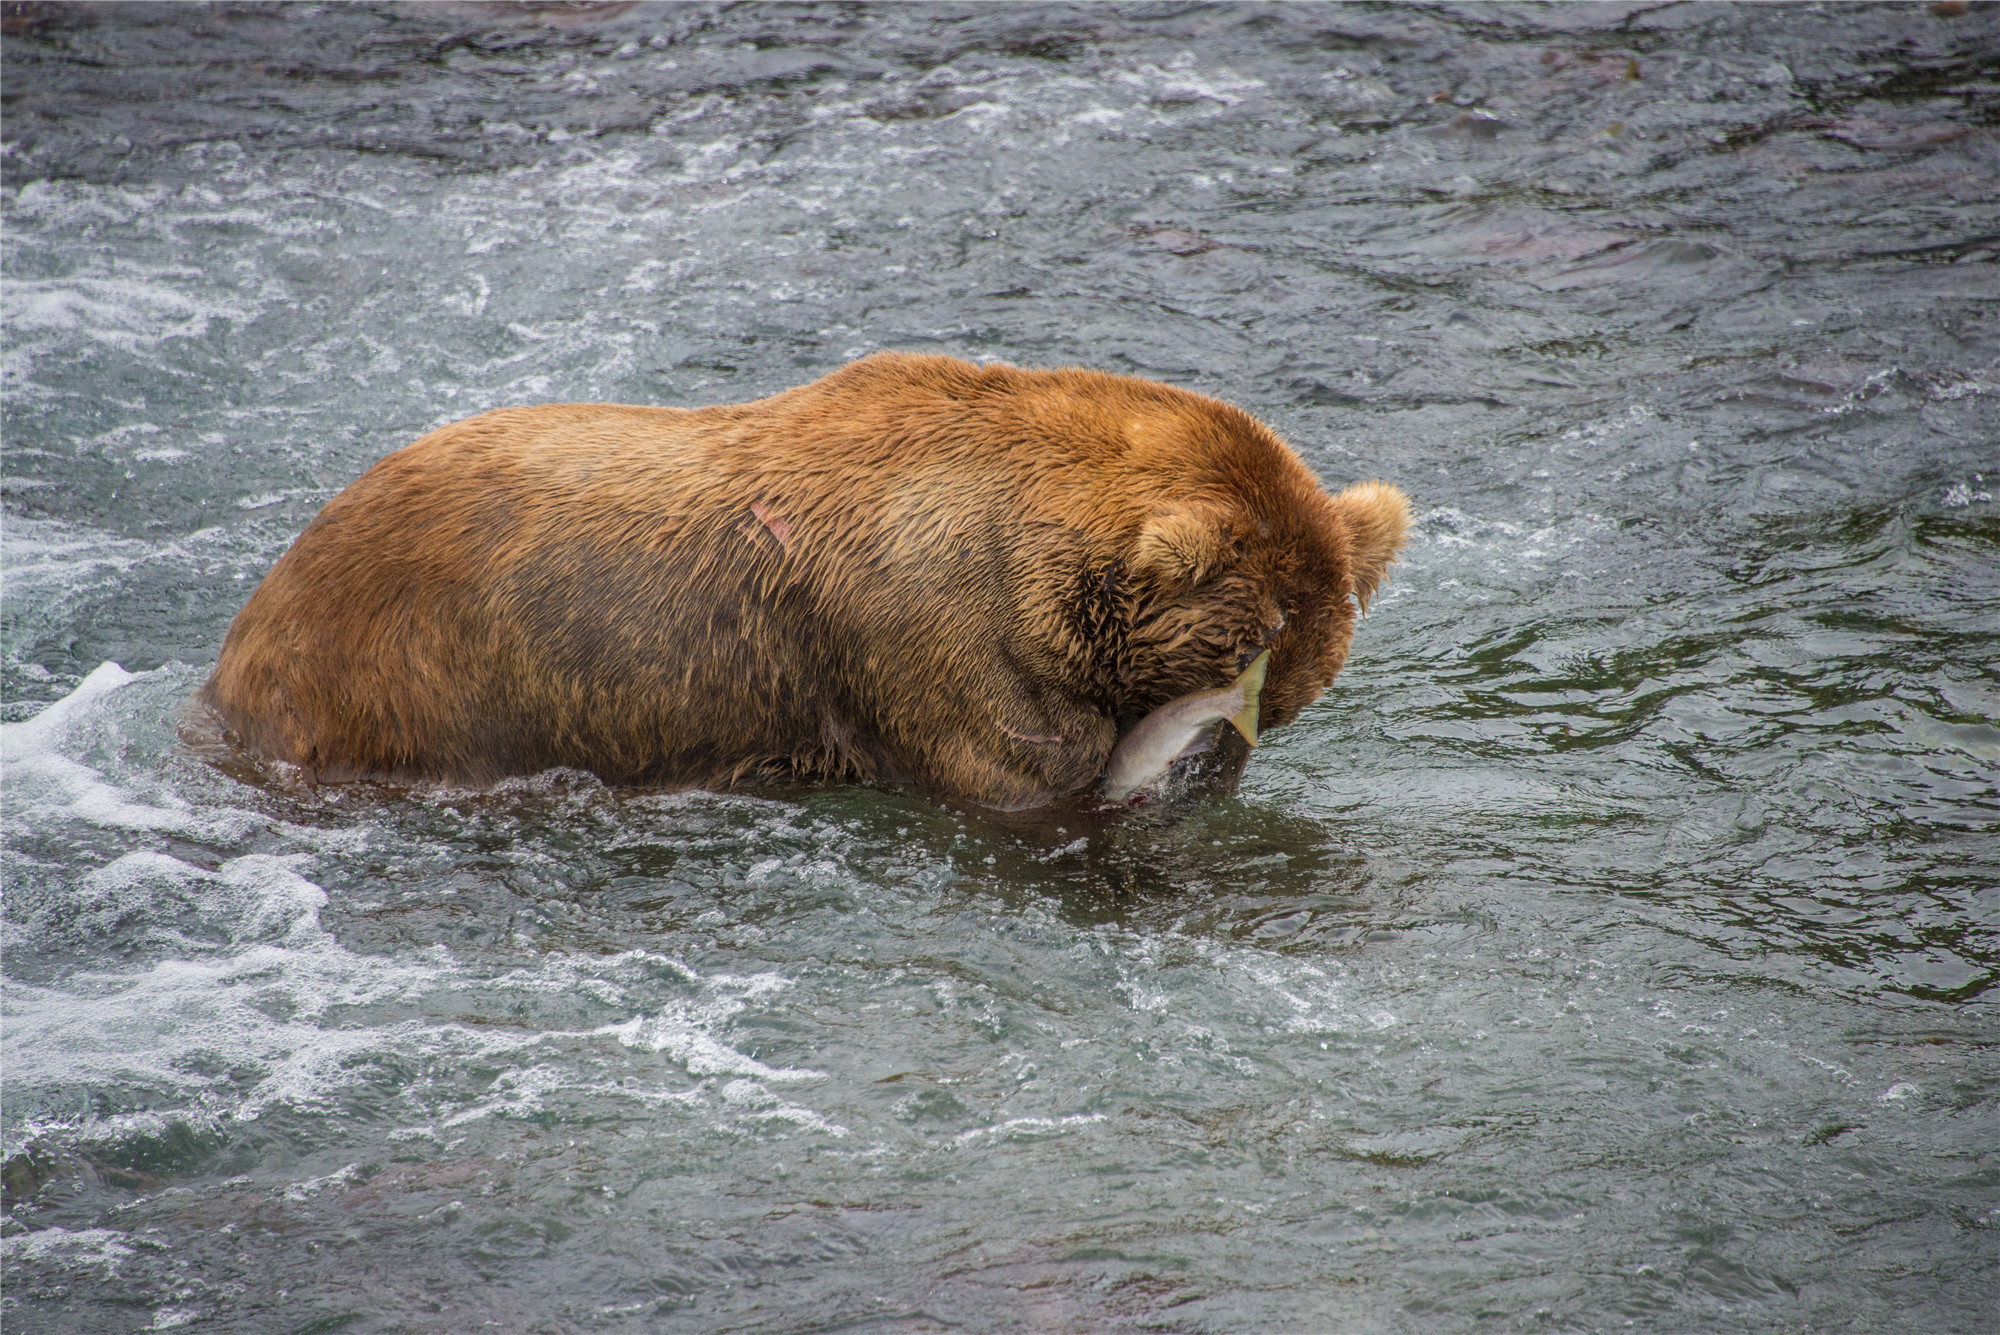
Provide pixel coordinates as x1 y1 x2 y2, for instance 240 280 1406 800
1229 650 1270 747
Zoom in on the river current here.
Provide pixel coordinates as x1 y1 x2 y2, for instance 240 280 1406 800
3 3 1997 1331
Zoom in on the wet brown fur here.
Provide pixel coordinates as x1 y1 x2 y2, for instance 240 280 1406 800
199 353 1410 809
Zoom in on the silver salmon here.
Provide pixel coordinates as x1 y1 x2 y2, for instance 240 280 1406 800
1099 651 1269 803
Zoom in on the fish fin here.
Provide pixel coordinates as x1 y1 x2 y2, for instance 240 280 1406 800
1229 650 1270 747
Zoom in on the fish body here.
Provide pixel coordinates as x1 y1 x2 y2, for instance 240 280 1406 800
1099 651 1269 803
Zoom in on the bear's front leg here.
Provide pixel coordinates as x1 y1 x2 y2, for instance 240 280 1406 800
923 703 1118 812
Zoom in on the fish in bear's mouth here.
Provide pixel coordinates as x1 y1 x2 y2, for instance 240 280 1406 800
1100 651 1268 805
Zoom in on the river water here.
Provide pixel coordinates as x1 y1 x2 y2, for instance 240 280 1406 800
3 3 1996 1331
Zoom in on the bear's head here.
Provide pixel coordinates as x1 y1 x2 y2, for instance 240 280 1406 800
1123 479 1408 730
1045 382 1410 735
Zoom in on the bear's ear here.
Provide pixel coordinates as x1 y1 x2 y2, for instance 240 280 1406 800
1132 504 1231 587
1333 480 1412 612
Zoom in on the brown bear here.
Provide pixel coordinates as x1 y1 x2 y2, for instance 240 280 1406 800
198 353 1409 810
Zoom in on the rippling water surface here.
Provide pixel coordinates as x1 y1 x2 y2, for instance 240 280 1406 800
4 3 1997 1330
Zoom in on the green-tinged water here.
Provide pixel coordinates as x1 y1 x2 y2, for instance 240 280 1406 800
3 3 1996 1331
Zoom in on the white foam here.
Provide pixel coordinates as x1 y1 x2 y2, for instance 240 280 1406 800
6 178 167 229
606 1008 823 1083
2 520 277 694
4 736 838 1150
438 1064 580 1128
1 660 136 754
4 669 840 1149
1931 377 1992 401
282 1162 363 1201
4 272 255 357
5 935 429 1137
1086 925 1411 1089
0 1226 142 1273
1414 506 1613 555
597 965 826 1085
718 1078 849 1137
953 1113 1106 1146
1111 54 1267 107
1 663 261 843
4 931 844 1148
